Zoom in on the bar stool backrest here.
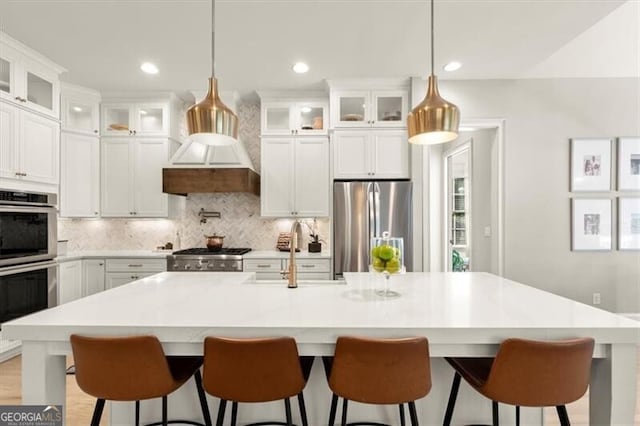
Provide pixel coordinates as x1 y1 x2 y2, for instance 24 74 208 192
70 334 176 401
203 336 305 403
482 337 595 406
329 336 431 404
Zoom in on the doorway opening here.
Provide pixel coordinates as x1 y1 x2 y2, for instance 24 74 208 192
444 142 471 271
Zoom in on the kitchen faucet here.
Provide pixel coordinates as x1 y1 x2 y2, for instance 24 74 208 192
282 220 302 288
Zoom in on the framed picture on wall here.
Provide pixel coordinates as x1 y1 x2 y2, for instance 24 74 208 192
570 138 612 192
617 137 640 191
571 198 612 251
618 197 640 250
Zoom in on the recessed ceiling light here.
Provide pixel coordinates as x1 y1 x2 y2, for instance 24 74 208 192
140 110 148 115
300 106 312 113
73 106 83 112
443 61 462 72
292 62 309 74
140 62 159 75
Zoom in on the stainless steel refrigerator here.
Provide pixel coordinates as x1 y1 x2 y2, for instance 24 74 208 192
333 181 412 279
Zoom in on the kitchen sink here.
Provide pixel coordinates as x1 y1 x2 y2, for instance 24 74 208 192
243 278 346 286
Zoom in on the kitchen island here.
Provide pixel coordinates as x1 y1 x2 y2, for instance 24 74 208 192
3 272 638 425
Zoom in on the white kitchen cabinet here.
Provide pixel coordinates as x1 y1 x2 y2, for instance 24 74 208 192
244 257 330 280
0 101 59 188
101 137 168 217
61 83 100 136
261 136 329 217
260 100 328 136
60 132 99 217
58 260 83 304
105 258 166 289
0 33 64 119
330 89 407 129
82 259 105 297
333 130 409 179
101 102 169 137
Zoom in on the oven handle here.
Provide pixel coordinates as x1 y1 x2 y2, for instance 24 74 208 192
0 260 58 277
0 205 57 214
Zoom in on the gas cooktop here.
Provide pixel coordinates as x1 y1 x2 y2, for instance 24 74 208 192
166 248 252 272
171 248 252 256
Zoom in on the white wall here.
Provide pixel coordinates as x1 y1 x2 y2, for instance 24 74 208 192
413 77 640 313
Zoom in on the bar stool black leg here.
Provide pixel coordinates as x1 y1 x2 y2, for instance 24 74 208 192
399 403 406 426
328 393 338 426
408 401 419 426
492 401 499 426
515 406 520 426
162 396 168 426
135 400 140 426
443 372 461 426
297 392 309 426
216 400 227 426
194 370 212 426
91 398 105 426
230 402 238 426
341 398 349 426
556 405 570 426
284 398 293 426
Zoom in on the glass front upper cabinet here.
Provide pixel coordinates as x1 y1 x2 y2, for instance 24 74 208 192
26 72 53 112
332 90 408 128
0 58 11 96
65 100 99 134
261 101 328 135
136 106 166 135
102 105 131 135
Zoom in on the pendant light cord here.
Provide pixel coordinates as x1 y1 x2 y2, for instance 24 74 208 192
211 0 216 78
430 0 435 77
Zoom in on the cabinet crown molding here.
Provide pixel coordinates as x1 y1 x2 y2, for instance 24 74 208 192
0 31 67 74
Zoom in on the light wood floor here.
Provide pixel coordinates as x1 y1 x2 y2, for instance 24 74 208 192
1 354 639 425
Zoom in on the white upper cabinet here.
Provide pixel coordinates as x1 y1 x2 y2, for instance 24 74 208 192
258 92 329 136
60 132 99 217
0 33 65 119
61 83 100 136
101 137 168 217
0 102 59 187
261 136 329 217
101 102 169 137
333 130 409 179
328 79 409 129
261 100 328 136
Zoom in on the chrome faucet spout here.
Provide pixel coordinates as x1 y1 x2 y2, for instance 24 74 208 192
287 220 303 288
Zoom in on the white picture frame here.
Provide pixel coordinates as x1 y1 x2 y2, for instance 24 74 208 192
617 137 640 191
570 138 612 192
571 198 612 251
618 197 640 250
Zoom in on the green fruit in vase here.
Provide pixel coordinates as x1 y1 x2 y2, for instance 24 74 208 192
386 258 400 274
377 245 395 261
372 257 385 272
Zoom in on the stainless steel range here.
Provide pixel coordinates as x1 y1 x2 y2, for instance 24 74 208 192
167 248 252 272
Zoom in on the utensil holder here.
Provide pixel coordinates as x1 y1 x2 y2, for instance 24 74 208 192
308 242 321 253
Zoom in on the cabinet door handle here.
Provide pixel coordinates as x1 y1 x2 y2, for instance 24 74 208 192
133 130 137 135
257 265 272 268
130 275 138 279
94 130 98 134
99 263 104 266
300 264 315 268
94 211 98 215
128 264 143 267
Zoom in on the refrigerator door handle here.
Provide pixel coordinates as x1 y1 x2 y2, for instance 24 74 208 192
373 182 381 237
367 182 376 245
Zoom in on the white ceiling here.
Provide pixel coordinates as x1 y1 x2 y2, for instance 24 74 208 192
0 0 635 99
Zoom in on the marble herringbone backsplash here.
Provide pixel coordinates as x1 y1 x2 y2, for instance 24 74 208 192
58 193 330 251
58 102 331 252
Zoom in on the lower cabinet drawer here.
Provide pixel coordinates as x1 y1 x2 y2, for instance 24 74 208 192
298 272 331 280
106 272 157 289
244 259 282 272
106 258 166 273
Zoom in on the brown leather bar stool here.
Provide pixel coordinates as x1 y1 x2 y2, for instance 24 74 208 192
70 334 212 426
443 337 595 426
326 336 432 426
202 336 309 426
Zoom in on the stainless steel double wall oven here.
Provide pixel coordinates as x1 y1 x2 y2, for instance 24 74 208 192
0 190 58 327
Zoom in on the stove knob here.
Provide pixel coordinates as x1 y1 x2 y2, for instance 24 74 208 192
207 263 214 269
195 264 203 269
184 264 192 270
219 263 226 269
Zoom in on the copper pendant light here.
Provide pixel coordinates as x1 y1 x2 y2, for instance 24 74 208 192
186 0 238 146
407 0 460 145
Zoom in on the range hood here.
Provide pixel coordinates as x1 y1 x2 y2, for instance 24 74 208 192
162 137 260 196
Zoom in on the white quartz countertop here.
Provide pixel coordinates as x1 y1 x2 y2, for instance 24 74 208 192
4 272 638 346
56 250 172 262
